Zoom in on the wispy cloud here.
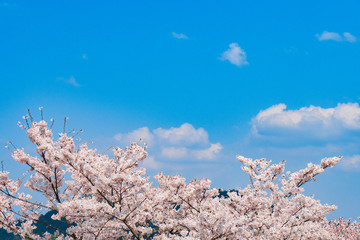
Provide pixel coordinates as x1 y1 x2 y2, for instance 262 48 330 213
82 54 88 60
343 32 357 42
220 43 249 66
340 155 360 170
1 1 19 8
316 31 357 42
57 76 81 87
114 123 222 162
172 32 189 39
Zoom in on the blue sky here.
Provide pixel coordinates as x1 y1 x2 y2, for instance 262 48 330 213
1 0 360 220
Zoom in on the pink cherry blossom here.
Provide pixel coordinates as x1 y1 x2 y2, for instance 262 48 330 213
0 117 357 239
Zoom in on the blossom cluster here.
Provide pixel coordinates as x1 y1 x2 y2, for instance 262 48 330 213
0 118 357 239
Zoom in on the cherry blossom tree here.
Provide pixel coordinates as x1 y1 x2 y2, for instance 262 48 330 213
0 113 355 239
324 217 360 239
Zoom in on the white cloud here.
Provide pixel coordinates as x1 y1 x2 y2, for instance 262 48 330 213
141 156 162 169
57 76 81 87
254 103 360 129
220 43 248 66
114 127 154 146
172 32 189 39
333 103 360 128
193 143 223 160
161 147 187 159
252 103 360 143
114 123 221 162
67 76 81 87
340 155 360 170
161 143 223 160
154 123 209 146
316 31 357 43
343 32 357 43
316 31 342 41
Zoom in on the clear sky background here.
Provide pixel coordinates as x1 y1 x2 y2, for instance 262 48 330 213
1 0 360 220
